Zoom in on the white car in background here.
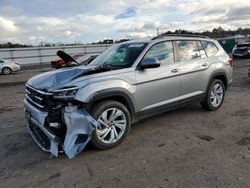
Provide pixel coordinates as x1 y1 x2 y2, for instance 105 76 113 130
0 59 21 75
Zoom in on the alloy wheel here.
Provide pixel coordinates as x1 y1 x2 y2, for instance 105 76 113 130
96 108 127 144
210 83 224 108
2 68 11 75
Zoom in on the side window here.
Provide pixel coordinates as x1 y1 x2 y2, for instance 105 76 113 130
201 41 218 57
0 60 3 63
197 41 207 58
144 41 174 65
176 40 200 61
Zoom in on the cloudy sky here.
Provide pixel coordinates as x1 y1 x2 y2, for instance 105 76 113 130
0 0 250 44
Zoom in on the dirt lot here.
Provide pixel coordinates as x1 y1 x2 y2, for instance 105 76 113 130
0 59 250 188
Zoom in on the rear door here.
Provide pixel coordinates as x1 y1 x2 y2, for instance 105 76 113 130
175 40 208 96
135 41 181 112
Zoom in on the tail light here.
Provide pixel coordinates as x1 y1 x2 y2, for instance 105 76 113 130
227 58 233 66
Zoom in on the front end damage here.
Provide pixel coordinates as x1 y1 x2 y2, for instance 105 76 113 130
24 87 99 159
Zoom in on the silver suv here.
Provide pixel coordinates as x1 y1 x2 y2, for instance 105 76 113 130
24 34 233 159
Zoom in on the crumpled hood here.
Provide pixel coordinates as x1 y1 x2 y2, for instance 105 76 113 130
27 66 98 92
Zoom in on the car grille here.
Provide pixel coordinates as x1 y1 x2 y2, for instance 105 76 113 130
26 85 52 109
234 48 247 55
28 122 50 151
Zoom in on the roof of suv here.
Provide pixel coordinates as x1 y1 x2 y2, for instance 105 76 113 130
151 34 209 40
122 34 214 45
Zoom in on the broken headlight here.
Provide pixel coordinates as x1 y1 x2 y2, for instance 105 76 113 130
53 87 79 99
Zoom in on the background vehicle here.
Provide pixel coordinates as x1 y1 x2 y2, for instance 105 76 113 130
70 54 98 66
51 52 97 68
24 34 233 159
0 59 21 75
232 42 250 58
51 53 83 68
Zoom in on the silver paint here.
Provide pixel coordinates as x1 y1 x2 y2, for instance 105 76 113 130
24 37 233 159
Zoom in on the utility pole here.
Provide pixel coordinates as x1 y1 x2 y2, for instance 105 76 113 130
157 28 160 36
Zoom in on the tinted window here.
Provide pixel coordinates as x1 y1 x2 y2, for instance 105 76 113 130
176 41 201 61
144 42 174 65
201 41 218 57
0 60 3 63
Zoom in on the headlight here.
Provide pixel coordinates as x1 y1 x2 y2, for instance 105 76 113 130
53 87 79 99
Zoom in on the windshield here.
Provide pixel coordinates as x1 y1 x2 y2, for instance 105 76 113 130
89 42 148 69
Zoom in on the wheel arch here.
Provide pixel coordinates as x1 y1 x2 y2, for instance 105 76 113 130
2 66 13 71
208 71 228 91
87 89 137 123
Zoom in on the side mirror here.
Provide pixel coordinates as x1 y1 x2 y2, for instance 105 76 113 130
140 58 160 69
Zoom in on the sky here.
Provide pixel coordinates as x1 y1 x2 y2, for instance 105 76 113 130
0 0 250 45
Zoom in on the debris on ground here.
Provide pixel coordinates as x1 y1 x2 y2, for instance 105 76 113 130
158 143 165 147
197 135 215 141
238 137 250 146
0 106 16 113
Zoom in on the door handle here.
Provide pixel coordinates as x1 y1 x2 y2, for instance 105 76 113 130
202 63 208 67
171 68 179 73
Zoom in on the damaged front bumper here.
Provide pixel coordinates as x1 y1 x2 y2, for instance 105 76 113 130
24 98 99 159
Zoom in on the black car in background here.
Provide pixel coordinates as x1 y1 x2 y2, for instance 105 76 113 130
232 43 250 58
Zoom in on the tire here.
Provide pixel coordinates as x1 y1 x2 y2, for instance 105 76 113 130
90 100 131 150
201 79 225 111
2 67 12 75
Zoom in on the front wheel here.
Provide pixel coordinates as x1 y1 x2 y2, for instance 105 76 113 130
201 79 225 111
90 100 131 150
2 67 12 75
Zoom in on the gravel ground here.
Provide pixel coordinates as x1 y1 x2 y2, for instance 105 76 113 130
0 59 250 188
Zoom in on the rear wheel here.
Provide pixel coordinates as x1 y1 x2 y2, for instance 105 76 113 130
90 100 131 150
201 79 225 111
2 67 12 75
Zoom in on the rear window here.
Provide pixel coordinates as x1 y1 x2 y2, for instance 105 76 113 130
176 41 201 61
201 41 218 57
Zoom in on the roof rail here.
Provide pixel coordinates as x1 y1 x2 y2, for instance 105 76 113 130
151 34 209 40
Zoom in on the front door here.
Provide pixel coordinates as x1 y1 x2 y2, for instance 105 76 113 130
135 41 181 112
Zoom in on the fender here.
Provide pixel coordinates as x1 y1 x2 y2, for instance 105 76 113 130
74 79 137 118
90 89 136 119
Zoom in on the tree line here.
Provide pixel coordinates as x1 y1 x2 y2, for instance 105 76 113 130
0 27 249 48
162 27 250 38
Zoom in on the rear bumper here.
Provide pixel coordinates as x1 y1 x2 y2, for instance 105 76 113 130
24 98 99 159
